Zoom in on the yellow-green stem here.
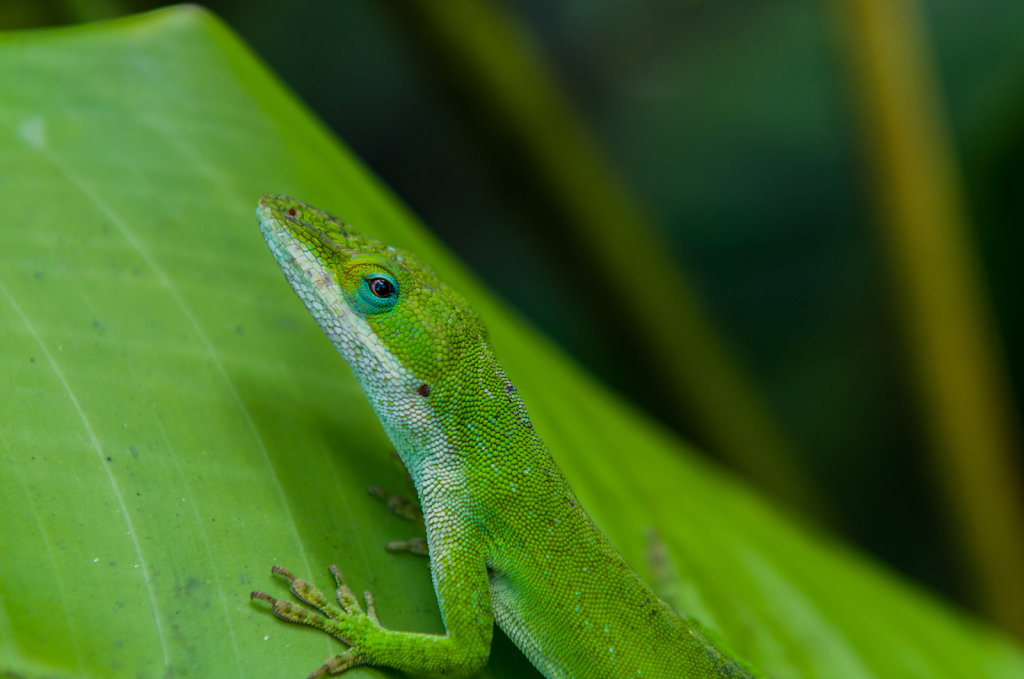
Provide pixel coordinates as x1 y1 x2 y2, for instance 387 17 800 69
835 0 1024 637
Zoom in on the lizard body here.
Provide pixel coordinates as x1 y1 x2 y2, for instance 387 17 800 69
252 194 761 679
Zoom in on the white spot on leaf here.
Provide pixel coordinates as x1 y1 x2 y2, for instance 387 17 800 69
17 117 46 150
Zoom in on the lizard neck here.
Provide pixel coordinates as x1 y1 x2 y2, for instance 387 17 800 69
377 338 549 500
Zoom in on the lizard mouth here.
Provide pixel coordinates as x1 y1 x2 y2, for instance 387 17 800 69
258 201 352 332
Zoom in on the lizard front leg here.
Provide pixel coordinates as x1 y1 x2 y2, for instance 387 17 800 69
252 520 493 677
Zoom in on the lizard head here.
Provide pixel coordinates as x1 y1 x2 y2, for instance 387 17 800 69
257 194 487 439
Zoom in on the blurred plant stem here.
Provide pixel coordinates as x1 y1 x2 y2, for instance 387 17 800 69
835 0 1024 637
56 0 123 22
383 0 826 519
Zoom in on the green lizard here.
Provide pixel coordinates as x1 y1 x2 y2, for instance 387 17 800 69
251 194 762 679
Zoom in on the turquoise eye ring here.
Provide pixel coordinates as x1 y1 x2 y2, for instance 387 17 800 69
348 272 400 315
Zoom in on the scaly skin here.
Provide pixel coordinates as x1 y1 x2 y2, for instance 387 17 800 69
251 194 762 679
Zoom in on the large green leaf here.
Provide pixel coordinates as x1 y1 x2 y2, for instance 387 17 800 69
0 6 1021 678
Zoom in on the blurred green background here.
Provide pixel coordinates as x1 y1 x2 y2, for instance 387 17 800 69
5 0 1022 639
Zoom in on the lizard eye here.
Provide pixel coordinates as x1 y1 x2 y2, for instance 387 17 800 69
367 277 396 299
347 270 400 315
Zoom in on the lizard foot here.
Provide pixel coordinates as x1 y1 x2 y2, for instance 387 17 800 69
368 485 424 525
384 536 429 555
368 486 429 556
251 565 377 676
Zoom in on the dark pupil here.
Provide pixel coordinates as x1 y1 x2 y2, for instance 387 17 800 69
368 277 395 298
